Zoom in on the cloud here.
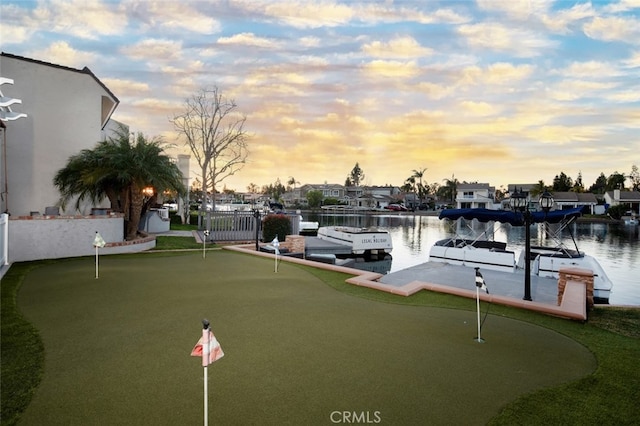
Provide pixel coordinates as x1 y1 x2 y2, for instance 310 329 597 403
458 101 500 116
120 39 183 62
558 60 621 78
454 63 534 88
583 16 640 42
218 33 282 49
128 1 221 34
28 41 97 68
35 0 126 39
0 22 33 45
476 0 553 21
254 0 356 29
361 36 434 59
603 0 640 13
101 78 151 97
622 51 640 68
362 60 420 78
457 23 557 57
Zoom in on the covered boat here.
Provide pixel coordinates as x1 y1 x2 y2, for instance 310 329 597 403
429 208 613 303
317 226 393 256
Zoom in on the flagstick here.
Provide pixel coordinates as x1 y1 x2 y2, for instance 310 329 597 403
203 365 208 426
202 320 210 426
274 251 278 273
95 246 99 279
475 286 483 343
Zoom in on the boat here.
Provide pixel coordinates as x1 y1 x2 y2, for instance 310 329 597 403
622 212 638 226
429 208 613 303
316 226 393 255
298 215 319 234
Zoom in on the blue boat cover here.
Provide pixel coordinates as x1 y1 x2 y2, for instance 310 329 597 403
438 207 583 226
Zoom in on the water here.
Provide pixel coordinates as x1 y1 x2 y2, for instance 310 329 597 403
305 212 640 306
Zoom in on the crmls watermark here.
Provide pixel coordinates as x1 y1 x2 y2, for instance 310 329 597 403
330 411 382 424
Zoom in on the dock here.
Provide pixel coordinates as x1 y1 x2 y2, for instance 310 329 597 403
303 236 352 256
225 244 590 321
380 262 559 305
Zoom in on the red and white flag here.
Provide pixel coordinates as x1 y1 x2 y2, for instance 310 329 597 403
191 329 224 366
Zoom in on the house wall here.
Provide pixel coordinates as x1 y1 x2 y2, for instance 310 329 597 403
8 214 154 263
0 55 115 216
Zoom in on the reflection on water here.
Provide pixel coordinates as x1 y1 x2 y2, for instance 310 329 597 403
306 212 640 305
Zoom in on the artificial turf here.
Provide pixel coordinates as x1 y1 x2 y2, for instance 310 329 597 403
10 251 597 425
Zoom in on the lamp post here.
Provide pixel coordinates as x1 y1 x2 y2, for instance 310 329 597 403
510 188 555 301
510 188 532 301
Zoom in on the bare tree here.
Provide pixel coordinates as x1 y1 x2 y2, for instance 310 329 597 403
171 87 249 213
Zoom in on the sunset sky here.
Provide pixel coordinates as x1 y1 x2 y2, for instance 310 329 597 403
2 0 639 192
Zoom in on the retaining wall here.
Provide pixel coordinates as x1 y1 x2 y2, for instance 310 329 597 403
7 214 155 263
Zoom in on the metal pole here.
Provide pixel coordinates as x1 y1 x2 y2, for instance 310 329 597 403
476 286 482 342
203 365 208 426
202 319 210 426
523 212 532 301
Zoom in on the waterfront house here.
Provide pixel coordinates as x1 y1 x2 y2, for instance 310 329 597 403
1 52 120 216
551 192 599 214
455 183 498 209
604 189 640 215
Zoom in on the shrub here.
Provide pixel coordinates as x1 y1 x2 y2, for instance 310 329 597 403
606 204 629 220
262 214 291 242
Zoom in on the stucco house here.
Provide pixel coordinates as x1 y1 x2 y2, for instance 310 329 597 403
604 189 640 214
456 183 497 209
551 192 598 214
1 52 120 216
0 53 163 268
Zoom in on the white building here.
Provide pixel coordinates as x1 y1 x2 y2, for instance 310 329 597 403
455 183 498 209
0 52 120 216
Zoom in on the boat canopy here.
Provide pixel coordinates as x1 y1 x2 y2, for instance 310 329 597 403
438 208 583 226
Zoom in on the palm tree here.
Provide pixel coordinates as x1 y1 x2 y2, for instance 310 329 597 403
54 125 185 240
411 167 427 204
530 180 547 197
442 174 458 204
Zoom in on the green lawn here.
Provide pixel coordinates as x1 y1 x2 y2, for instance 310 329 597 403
2 251 639 425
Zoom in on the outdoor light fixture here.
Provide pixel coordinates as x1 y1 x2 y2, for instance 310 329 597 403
510 187 533 301
510 188 555 301
539 191 554 213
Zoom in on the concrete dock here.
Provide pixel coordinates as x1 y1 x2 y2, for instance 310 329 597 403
380 262 559 305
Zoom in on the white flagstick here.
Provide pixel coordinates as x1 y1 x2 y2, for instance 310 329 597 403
272 236 280 273
93 231 105 279
202 319 210 426
476 285 482 343
202 230 210 259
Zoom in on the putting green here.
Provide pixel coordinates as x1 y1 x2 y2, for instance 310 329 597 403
17 251 595 425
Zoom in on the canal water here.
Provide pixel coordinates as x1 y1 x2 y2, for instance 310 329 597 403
305 212 640 306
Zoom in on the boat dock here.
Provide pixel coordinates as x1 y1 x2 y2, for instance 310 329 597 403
380 262 559 305
303 236 353 256
227 243 590 320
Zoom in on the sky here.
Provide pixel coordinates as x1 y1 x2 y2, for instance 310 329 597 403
2 0 639 193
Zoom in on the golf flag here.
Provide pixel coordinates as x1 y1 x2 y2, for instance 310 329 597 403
93 231 106 248
475 269 489 294
191 330 224 366
271 236 280 255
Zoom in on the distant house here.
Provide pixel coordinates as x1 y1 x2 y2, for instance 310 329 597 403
348 185 401 209
604 189 640 215
283 183 347 207
456 183 498 209
551 192 598 214
1 52 120 216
